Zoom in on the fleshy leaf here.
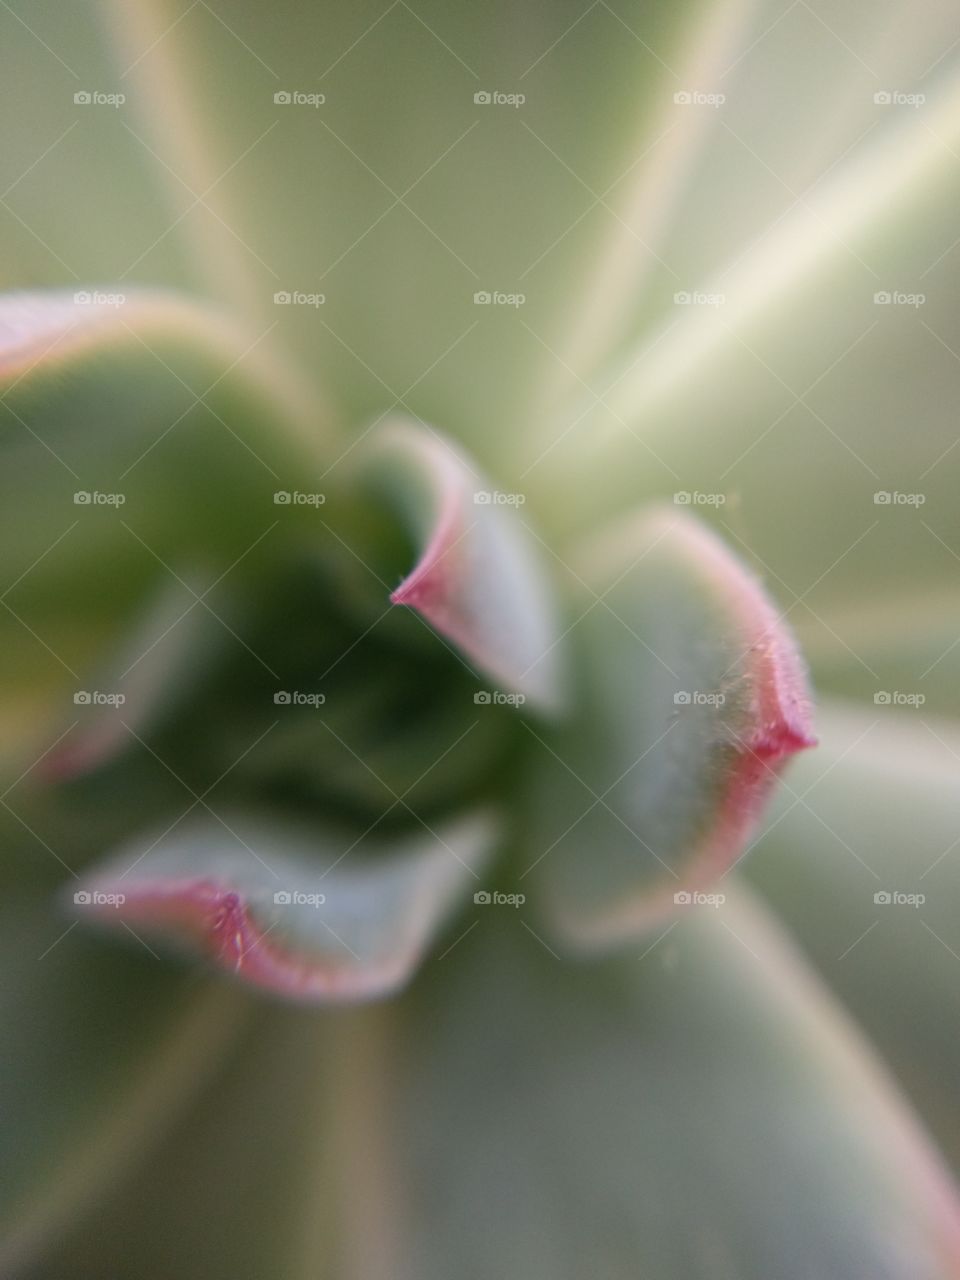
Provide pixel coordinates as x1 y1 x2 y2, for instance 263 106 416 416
36 891 960 1279
799 586 960 722
0 289 319 622
22 997 345 1280
0 888 247 1276
363 417 564 711
749 701 960 1168
41 573 228 783
71 810 496 1003
527 506 814 948
389 892 960 1279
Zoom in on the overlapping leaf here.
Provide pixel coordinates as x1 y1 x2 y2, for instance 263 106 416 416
362 418 564 711
72 809 497 1002
527 507 813 946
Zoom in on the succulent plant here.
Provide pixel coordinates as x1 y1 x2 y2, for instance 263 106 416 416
2 1 960 1277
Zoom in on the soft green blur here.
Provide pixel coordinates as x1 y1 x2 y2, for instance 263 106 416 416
2 2 960 1277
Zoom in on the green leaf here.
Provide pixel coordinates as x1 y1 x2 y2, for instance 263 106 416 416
100 0 699 440
748 701 960 1168
72 808 496 1002
526 506 813 948
40 573 229 782
23 1000 345 1280
33 890 960 1278
0 889 247 1275
362 417 564 711
391 893 960 1279
799 586 960 721
0 289 320 636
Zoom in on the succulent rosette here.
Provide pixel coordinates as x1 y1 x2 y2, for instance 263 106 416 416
2 1 960 1276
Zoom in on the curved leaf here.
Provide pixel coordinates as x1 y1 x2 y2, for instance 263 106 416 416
34 890 960 1279
748 701 960 1166
363 417 564 711
40 573 228 783
388 893 960 1279
527 506 813 947
800 586 960 721
72 809 496 1002
0 890 248 1276
98 0 700 439
0 289 320 622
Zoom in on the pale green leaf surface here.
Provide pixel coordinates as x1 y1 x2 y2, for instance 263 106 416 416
29 891 960 1279
527 506 813 947
747 701 960 1166
362 417 564 711
0 891 248 1276
72 808 497 1002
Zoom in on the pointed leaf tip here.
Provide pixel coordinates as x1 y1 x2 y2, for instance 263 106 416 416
530 506 815 949
70 810 496 1003
364 418 565 713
